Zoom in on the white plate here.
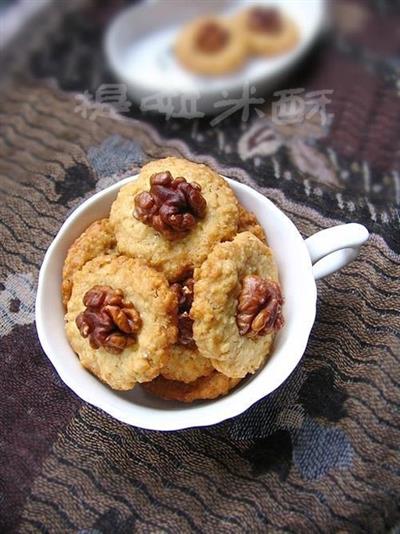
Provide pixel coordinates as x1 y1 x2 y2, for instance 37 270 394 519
104 0 327 115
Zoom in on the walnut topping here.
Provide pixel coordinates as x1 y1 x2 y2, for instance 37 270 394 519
247 7 282 34
75 285 141 354
236 275 284 337
134 171 207 240
171 276 195 348
195 21 230 54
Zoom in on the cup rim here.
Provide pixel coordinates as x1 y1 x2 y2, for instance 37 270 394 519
36 175 317 430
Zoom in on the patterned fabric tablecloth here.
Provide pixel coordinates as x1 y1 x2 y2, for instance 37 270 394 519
0 1 399 532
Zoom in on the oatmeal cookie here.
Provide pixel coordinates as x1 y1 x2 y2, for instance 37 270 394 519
110 157 239 281
238 205 267 243
192 231 283 378
65 255 177 390
142 371 241 403
234 6 299 56
62 218 116 307
175 16 247 75
161 271 213 383
161 345 213 384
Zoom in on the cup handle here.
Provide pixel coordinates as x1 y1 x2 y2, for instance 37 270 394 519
305 223 369 280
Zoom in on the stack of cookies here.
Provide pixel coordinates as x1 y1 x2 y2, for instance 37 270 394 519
63 157 284 402
176 5 299 76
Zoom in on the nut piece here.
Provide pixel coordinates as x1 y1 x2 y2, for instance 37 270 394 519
195 22 230 54
75 285 141 354
170 276 195 348
247 7 282 33
134 171 207 240
236 275 284 337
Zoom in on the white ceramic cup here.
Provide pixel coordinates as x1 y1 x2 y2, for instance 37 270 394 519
36 176 369 431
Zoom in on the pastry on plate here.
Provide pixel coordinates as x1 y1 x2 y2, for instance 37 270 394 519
175 16 247 75
65 255 177 390
110 157 240 281
234 6 299 56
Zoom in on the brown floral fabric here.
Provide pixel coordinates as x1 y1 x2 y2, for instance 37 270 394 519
0 1 399 532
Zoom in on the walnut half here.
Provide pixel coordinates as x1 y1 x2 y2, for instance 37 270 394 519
75 285 141 354
170 275 195 348
134 171 207 240
236 275 284 337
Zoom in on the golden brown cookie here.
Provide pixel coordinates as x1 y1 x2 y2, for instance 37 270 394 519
62 218 116 308
238 205 267 244
65 255 177 390
191 231 283 378
142 371 241 402
175 16 247 75
110 157 240 281
161 345 213 384
234 6 299 56
163 272 213 383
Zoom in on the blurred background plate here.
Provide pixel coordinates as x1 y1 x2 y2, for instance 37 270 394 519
105 0 327 115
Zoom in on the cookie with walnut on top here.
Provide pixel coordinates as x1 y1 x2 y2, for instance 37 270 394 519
191 231 284 379
65 255 177 390
110 157 240 281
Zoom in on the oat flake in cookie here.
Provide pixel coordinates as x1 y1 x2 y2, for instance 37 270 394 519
110 157 240 281
65 255 177 390
191 231 284 378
